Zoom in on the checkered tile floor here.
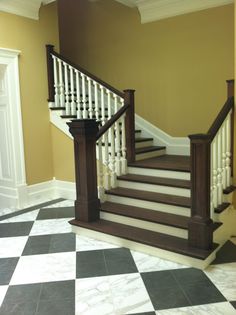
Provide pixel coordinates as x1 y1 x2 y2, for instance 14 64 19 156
0 199 236 314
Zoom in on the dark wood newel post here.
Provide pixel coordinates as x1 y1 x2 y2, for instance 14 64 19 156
67 119 100 222
124 89 136 163
188 134 214 250
46 44 55 103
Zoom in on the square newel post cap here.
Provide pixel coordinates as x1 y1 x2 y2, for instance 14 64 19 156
67 119 99 137
188 133 211 143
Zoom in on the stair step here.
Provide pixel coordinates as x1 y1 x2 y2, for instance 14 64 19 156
214 202 231 214
135 129 141 134
105 187 191 208
70 219 219 260
223 185 236 194
135 146 165 154
101 201 189 229
117 174 190 189
129 155 190 172
135 137 153 143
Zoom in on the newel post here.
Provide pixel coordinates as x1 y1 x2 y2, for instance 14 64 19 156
46 44 55 103
124 89 136 163
67 119 100 222
188 134 214 250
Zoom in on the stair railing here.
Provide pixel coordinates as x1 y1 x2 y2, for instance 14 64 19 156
46 45 136 221
188 80 234 250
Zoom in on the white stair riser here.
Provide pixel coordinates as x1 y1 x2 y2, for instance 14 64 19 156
128 166 190 180
136 149 166 160
135 140 153 149
72 225 217 269
105 194 190 217
135 132 142 139
117 180 190 197
100 211 188 239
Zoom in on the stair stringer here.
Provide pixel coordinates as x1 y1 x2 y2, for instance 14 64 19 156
49 103 190 156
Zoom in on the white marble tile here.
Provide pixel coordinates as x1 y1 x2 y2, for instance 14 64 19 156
156 302 236 315
76 235 118 252
131 250 187 272
109 273 154 315
205 263 236 300
10 252 76 285
0 208 17 217
43 200 74 208
30 218 72 236
76 277 114 315
0 210 39 223
0 236 28 258
0 286 8 307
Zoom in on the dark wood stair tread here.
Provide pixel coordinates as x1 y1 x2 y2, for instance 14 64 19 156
135 137 153 143
105 187 191 208
135 130 141 133
214 202 230 214
117 174 190 189
128 155 190 172
223 185 236 194
135 146 166 154
101 201 189 229
70 219 219 260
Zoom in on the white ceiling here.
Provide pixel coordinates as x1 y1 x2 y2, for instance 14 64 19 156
0 0 233 22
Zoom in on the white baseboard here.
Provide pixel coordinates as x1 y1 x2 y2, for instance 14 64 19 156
54 180 76 200
0 184 28 209
135 114 190 156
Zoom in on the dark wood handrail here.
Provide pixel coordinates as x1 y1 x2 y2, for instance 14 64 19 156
51 49 124 98
207 96 234 141
96 104 129 140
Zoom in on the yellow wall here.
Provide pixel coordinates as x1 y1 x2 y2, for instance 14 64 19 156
59 0 234 137
0 3 59 185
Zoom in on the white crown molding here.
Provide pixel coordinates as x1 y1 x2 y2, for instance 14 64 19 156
136 0 234 23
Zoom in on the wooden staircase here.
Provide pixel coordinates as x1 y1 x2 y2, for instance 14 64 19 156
46 45 236 269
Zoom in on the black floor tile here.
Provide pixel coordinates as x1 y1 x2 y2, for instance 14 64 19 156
212 241 236 264
39 280 75 301
0 222 33 237
141 270 178 291
3 283 42 304
104 248 138 275
0 258 19 285
76 250 107 278
183 281 226 305
0 301 38 315
49 233 75 253
36 207 74 220
36 298 74 315
22 233 76 256
231 301 236 309
171 268 209 285
149 287 190 310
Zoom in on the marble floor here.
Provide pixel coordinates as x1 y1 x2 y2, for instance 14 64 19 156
0 199 236 315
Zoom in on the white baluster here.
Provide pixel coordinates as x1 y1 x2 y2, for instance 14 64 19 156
114 95 121 175
226 113 231 187
211 139 218 208
107 91 112 119
81 73 88 118
121 114 127 174
88 78 93 119
216 131 223 205
94 82 99 121
69 66 76 115
100 86 106 125
103 132 110 190
75 70 82 119
58 59 65 107
221 121 227 189
52 56 59 107
63 62 70 115
109 124 116 188
97 138 105 201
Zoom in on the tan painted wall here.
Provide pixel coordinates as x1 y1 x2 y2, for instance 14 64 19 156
0 3 59 185
58 0 233 137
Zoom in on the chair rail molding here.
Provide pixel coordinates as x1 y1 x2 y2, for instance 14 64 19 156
0 47 28 209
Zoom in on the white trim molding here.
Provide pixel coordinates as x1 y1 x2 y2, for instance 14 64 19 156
0 47 28 209
135 114 190 155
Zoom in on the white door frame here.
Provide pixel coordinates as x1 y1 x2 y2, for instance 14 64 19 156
0 47 28 209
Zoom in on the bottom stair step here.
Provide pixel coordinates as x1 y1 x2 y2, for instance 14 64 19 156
70 219 218 261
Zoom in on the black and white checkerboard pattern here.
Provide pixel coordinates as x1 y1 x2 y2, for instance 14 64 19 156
0 199 236 315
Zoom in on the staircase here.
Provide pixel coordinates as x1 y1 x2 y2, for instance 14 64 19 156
46 45 236 269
